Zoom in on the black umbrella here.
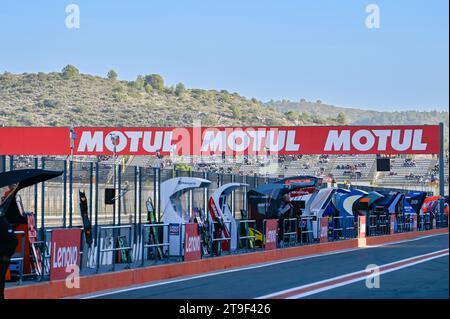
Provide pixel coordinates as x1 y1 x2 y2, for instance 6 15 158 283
0 169 62 189
0 169 63 224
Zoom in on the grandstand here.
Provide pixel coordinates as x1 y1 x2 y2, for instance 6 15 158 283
4 153 449 191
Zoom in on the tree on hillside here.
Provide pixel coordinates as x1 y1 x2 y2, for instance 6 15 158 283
175 82 186 97
337 112 348 125
144 74 164 91
145 84 153 93
107 70 118 81
133 75 145 90
285 110 299 122
61 64 79 79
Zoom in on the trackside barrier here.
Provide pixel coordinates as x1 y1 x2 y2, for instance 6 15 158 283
97 225 133 272
210 220 232 256
329 216 357 240
436 213 449 228
282 218 297 247
10 231 25 285
237 219 256 250
378 215 389 235
367 214 389 237
396 213 407 233
141 223 169 266
298 216 314 245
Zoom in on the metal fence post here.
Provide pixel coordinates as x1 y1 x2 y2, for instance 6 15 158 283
157 168 161 222
69 160 73 228
40 157 45 239
153 167 157 223
113 161 116 226
0 155 5 173
134 166 138 241
438 122 445 217
138 167 142 244
89 162 93 222
63 160 67 228
34 158 38 220
203 171 208 215
95 161 100 272
118 164 122 226
231 174 235 218
9 155 14 171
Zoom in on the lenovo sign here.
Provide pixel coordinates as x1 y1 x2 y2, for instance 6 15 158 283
264 219 278 250
50 228 82 281
0 125 440 156
184 223 201 261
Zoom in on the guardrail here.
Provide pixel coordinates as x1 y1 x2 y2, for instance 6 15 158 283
209 220 232 256
141 223 169 265
281 218 297 247
298 216 315 245
97 225 133 272
435 213 448 229
237 219 256 250
367 214 390 237
329 216 357 240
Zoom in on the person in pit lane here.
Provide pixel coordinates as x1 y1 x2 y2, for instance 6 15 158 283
277 193 294 247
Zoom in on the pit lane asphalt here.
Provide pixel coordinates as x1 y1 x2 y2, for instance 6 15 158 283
85 234 449 299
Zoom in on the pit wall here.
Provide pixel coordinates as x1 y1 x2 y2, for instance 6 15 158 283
5 227 448 299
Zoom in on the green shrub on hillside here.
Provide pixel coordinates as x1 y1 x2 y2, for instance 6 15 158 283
61 64 79 79
144 74 164 91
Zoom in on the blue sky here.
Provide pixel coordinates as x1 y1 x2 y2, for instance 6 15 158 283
0 0 448 111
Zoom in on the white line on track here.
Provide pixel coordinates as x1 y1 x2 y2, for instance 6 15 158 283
256 248 449 299
78 232 448 299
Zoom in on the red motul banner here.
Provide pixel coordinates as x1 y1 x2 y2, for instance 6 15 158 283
264 219 278 250
0 125 440 155
319 218 328 243
50 228 82 281
184 223 201 261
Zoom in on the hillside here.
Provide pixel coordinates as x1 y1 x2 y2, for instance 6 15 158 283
0 67 448 134
265 100 449 128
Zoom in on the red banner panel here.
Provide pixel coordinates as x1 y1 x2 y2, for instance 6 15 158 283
319 217 328 243
50 228 82 281
358 216 367 238
0 125 440 155
184 223 201 261
0 127 70 155
264 219 278 250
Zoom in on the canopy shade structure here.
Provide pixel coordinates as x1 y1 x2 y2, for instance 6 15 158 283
333 188 368 216
161 177 211 224
160 177 211 257
404 191 427 215
209 182 248 251
248 181 319 230
352 191 385 215
0 169 63 224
